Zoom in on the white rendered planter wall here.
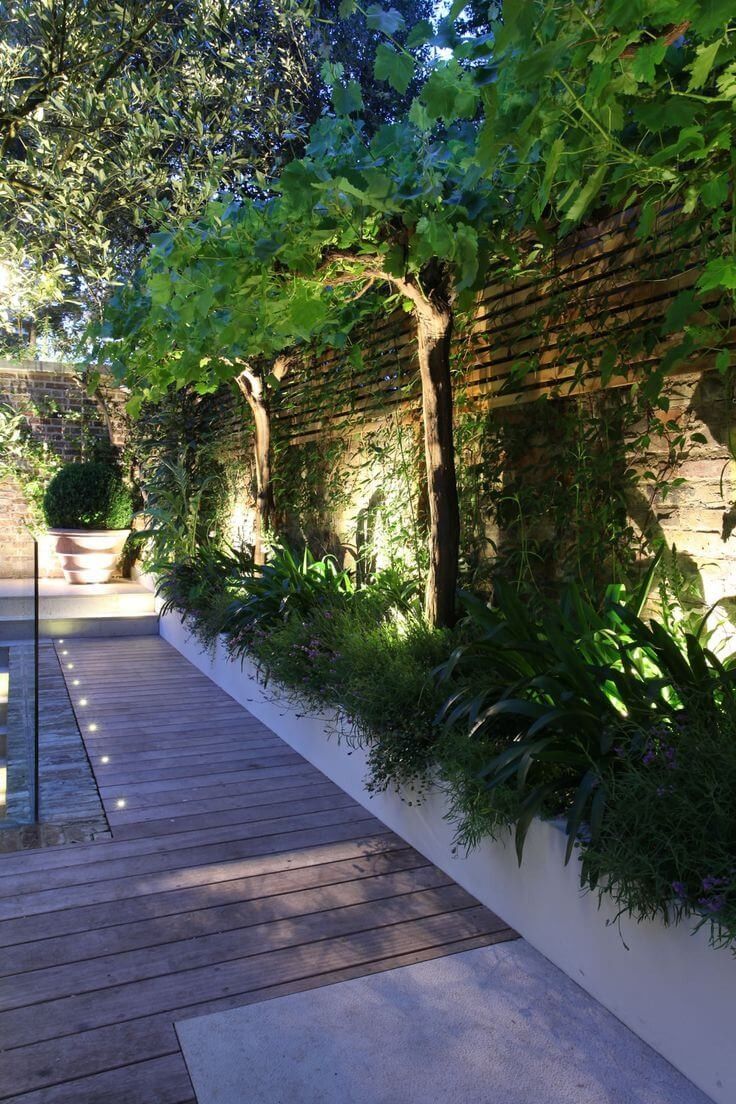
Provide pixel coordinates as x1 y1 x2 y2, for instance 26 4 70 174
161 609 734 1104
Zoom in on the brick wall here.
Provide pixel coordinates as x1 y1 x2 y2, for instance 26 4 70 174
0 360 112 578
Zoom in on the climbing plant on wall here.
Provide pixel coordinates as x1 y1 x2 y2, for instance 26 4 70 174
436 1 736 391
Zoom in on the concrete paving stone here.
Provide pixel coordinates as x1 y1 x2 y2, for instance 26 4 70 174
176 942 710 1104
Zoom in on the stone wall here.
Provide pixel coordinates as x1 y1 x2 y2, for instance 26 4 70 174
269 368 736 627
636 371 736 622
0 360 112 578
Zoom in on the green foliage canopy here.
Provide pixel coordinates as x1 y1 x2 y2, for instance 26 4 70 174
443 0 736 379
469 1 736 233
97 191 375 413
0 0 320 340
0 0 439 348
273 105 501 302
99 83 504 406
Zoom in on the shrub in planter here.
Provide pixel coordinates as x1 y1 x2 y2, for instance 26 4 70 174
435 567 736 863
223 544 355 642
44 461 133 530
43 462 134 584
248 602 454 793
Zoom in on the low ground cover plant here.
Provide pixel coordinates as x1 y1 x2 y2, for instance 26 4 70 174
156 544 253 647
159 545 456 790
158 541 736 951
580 705 736 946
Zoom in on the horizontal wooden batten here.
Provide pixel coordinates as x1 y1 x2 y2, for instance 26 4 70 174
268 209 723 444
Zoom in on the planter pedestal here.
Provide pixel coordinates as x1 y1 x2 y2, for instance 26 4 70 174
48 529 130 584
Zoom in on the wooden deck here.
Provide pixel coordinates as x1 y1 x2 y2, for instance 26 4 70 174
0 636 515 1103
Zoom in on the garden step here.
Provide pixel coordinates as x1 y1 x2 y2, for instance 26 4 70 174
0 577 157 640
0 613 159 641
0 578 156 619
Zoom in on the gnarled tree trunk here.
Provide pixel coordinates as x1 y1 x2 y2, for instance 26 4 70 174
387 266 459 629
321 251 461 628
235 356 289 566
414 296 459 628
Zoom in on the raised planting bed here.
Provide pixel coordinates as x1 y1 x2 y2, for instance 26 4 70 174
161 609 735 1104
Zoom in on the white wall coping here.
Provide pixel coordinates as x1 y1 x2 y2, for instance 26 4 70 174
161 610 733 1104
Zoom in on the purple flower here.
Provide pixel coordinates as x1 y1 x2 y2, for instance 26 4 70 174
641 736 678 770
698 895 726 914
671 881 688 899
702 875 729 892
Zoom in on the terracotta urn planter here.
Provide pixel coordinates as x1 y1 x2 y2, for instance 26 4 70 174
48 529 131 585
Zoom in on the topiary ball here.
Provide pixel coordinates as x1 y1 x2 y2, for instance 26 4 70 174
43 462 134 530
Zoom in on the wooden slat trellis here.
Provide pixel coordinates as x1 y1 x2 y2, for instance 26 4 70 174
275 205 728 444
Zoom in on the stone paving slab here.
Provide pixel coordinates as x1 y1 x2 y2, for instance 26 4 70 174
176 942 711 1104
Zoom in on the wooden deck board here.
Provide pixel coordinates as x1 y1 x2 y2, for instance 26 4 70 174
0 865 458 976
0 636 516 1102
1 934 498 1103
0 842 418 946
